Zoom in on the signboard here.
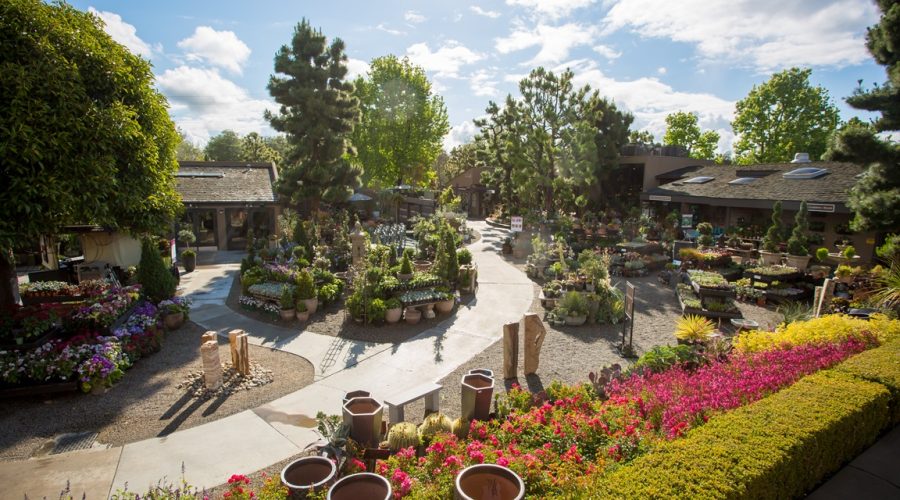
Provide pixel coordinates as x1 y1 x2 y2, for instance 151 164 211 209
170 239 177 262
510 216 523 232
681 214 693 228
649 195 672 202
807 203 835 213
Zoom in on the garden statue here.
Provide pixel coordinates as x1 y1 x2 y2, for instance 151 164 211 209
350 221 367 266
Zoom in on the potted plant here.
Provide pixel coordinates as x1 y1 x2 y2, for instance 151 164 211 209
501 236 513 255
398 250 414 282
366 298 386 324
295 298 309 322
674 314 715 344
296 269 318 314
384 298 403 324
279 285 295 321
835 264 854 284
435 290 455 314
281 456 337 497
759 201 784 265
784 201 811 269
404 306 421 324
455 464 524 500
696 222 715 248
842 245 856 264
159 297 191 330
558 291 588 326
178 229 197 272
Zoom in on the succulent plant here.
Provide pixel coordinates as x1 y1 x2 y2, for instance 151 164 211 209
588 364 623 400
386 422 421 452
417 413 453 443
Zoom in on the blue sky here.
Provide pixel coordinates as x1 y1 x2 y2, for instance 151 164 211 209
71 0 885 154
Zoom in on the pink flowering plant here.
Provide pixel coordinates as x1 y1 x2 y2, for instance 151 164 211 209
72 285 141 327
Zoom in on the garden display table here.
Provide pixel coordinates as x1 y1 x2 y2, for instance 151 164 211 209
384 382 442 423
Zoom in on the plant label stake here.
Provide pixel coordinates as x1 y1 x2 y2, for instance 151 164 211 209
619 282 637 358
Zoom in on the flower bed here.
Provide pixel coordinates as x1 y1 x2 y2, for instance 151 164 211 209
239 295 281 315
71 285 141 329
247 282 294 302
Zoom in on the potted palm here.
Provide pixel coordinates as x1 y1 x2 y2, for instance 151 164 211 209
759 201 784 265
296 269 318 314
279 285 295 321
784 201 811 269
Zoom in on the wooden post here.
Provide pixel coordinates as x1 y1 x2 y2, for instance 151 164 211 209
523 313 546 375
503 321 519 380
228 329 243 368
201 340 222 390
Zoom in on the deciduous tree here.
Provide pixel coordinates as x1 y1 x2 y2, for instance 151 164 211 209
732 68 840 164
663 111 720 160
176 129 204 161
240 132 282 164
204 130 242 161
265 19 361 211
826 0 899 232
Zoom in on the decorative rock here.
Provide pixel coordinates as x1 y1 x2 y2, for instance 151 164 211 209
503 321 519 380
523 313 546 376
229 329 250 376
201 331 217 345
201 340 222 390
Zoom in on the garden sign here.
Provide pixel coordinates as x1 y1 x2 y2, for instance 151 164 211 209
510 216 523 232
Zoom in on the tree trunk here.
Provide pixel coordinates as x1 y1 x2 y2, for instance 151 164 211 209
0 251 17 308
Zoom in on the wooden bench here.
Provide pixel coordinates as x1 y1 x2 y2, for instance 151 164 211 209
384 382 442 423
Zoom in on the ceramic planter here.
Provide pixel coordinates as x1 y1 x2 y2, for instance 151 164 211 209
303 298 318 315
182 252 197 273
564 315 587 326
280 309 295 321
342 397 383 447
413 260 432 272
405 307 422 324
164 312 184 330
435 298 455 314
454 464 524 500
461 373 494 421
296 310 310 322
758 251 782 266
397 272 413 282
328 473 391 500
385 307 402 324
281 456 336 496
784 254 811 270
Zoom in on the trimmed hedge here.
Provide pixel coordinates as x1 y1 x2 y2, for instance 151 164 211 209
835 338 900 425
566 371 890 499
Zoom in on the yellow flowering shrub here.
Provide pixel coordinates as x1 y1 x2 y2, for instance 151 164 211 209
734 314 900 354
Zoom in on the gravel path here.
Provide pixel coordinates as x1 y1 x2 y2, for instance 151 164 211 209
0 322 314 461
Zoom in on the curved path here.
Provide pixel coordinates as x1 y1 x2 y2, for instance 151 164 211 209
0 221 533 498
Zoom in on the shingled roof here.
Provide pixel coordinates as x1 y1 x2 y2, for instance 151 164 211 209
642 162 863 211
176 161 278 204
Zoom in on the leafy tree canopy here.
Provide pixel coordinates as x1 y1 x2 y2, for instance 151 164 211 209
663 111 720 160
826 0 900 232
266 19 361 211
351 55 449 188
438 143 479 188
176 128 204 161
629 130 657 147
732 67 840 164
204 129 242 161
240 132 282 164
0 0 182 250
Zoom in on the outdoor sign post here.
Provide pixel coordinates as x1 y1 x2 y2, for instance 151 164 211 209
619 281 637 358
510 216 523 233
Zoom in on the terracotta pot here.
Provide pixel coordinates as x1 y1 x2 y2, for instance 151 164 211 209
328 473 391 500
296 310 310 322
435 298 455 314
404 307 422 325
757 297 767 306
413 260 432 272
303 298 318 315
164 312 184 330
454 464 524 500
385 307 402 324
280 309 295 321
281 456 336 496
564 315 587 326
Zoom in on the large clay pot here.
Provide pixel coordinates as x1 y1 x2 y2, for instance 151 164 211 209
455 464 524 500
564 315 587 326
414 260 432 272
303 298 318 315
328 473 391 500
758 251 782 266
296 310 310 322
182 252 197 273
342 397 384 447
164 312 184 331
405 307 422 325
435 298 455 314
281 456 336 496
280 309 295 321
385 307 402 324
784 254 811 270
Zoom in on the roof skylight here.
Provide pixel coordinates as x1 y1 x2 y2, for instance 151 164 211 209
175 172 225 178
783 167 828 179
728 177 757 185
684 176 715 184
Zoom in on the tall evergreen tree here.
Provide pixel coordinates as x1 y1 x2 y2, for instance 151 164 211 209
826 0 900 231
265 19 361 212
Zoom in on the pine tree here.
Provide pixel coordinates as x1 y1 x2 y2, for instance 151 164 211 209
137 239 176 303
826 0 900 231
265 19 361 212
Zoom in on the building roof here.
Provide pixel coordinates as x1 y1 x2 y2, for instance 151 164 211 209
642 162 863 211
176 161 278 204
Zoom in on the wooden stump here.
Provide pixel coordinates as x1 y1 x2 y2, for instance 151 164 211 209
523 313 546 376
503 321 519 380
201 340 222 390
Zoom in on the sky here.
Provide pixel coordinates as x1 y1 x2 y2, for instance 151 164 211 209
70 0 886 155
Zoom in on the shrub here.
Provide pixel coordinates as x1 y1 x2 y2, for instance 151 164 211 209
696 222 714 248
834 336 900 424
557 291 588 317
457 248 472 266
674 315 715 342
136 238 176 303
385 298 402 310
876 233 900 264
734 314 897 354
630 345 705 375
295 270 315 300
399 251 413 275
786 200 809 256
843 245 856 261
586 371 890 499
762 200 784 252
367 298 386 324
291 244 306 261
317 283 340 306
816 247 830 262
279 285 294 310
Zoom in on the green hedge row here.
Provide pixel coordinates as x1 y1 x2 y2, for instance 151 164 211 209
557 342 900 500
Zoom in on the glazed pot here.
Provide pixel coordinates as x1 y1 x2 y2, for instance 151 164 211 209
182 252 197 273
281 456 337 497
454 464 524 500
385 307 402 324
328 473 391 500
342 397 384 447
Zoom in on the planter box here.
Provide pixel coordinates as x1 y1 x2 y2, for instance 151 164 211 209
691 281 737 298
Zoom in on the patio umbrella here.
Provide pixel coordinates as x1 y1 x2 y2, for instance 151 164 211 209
347 192 373 202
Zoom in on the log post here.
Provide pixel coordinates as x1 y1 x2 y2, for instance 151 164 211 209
503 321 519 380
523 313 546 375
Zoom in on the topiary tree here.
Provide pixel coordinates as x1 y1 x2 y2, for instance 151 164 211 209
137 238 176 303
696 222 714 248
295 269 316 300
762 201 784 252
786 201 809 256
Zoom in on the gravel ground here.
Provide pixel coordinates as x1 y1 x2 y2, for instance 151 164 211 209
0 321 314 461
224 261 475 344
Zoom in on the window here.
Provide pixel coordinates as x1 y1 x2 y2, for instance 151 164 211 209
783 167 828 179
728 177 757 185
684 176 715 184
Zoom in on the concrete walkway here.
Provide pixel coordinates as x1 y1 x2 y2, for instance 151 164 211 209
0 221 534 498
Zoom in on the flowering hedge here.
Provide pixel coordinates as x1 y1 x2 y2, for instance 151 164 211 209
734 313 898 354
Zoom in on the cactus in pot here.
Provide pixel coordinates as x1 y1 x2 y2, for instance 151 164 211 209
417 413 453 443
386 422 421 452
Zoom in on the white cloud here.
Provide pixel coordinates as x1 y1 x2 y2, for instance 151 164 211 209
444 120 479 150
89 7 157 58
470 69 500 97
506 0 595 20
558 59 736 152
406 41 483 78
593 44 621 60
377 23 407 36
602 0 877 71
346 58 370 80
496 22 597 66
657 66 667 75
156 66 273 144
470 6 502 18
177 26 251 74
404 10 427 23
